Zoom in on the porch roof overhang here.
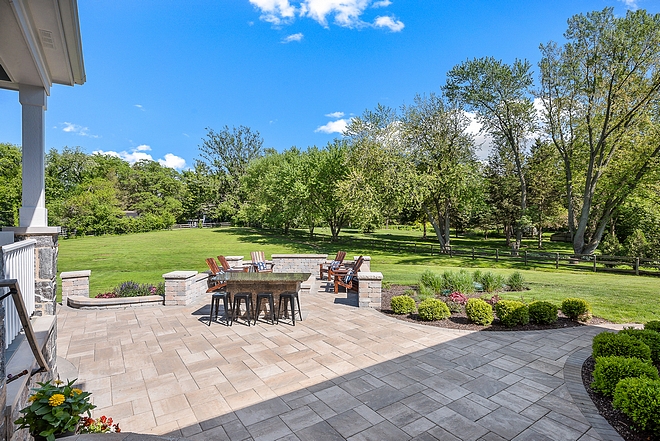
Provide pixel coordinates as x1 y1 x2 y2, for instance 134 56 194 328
0 0 85 94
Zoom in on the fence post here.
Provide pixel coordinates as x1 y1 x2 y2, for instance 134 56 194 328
524 250 527 266
414 243 417 253
430 245 433 256
496 249 499 262
635 257 639 276
593 255 597 272
472 247 475 260
555 253 559 269
449 245 453 258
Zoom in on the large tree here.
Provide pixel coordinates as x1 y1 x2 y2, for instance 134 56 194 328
0 143 22 227
539 8 660 255
445 57 537 251
401 93 480 250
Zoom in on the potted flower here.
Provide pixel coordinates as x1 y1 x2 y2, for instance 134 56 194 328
79 415 120 434
15 378 95 441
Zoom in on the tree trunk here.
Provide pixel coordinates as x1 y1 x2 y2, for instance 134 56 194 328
537 225 543 249
423 205 447 249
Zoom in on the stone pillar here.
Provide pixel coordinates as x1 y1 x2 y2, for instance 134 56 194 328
224 256 245 268
357 272 383 308
18 84 48 228
60 270 91 304
163 271 208 306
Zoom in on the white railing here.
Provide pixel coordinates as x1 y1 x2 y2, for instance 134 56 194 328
1 239 36 348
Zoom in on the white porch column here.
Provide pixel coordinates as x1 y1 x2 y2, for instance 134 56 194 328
18 84 48 228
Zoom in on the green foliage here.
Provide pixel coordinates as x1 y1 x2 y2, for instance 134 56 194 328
645 321 660 333
494 300 529 327
417 284 435 301
441 269 475 294
465 298 494 325
592 356 659 396
15 379 95 440
111 281 164 298
528 301 558 325
613 377 660 434
477 271 505 293
592 332 652 362
619 329 660 363
417 298 451 321
506 271 525 291
561 298 591 320
0 143 22 227
444 300 464 314
390 295 416 315
420 270 444 294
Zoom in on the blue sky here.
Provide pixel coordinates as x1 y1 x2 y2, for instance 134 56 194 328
1 0 657 169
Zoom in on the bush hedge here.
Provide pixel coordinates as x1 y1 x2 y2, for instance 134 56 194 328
592 332 652 362
528 301 558 325
561 298 591 320
465 298 494 326
494 300 529 327
417 298 451 321
619 328 660 364
591 356 659 396
613 377 660 434
390 295 416 315
644 320 660 333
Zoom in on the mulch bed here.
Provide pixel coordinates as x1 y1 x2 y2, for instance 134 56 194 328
379 285 649 441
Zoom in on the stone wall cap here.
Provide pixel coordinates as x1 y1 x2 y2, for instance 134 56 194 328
60 270 91 279
225 256 244 260
67 295 163 308
272 254 328 258
357 271 382 280
162 270 198 279
354 255 371 261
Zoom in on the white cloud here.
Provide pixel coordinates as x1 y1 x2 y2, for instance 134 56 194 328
373 15 404 32
158 153 187 170
135 144 152 152
135 104 145 111
315 118 349 134
282 32 304 43
618 0 637 8
61 122 99 138
325 111 344 118
248 0 404 30
464 112 494 160
249 0 296 24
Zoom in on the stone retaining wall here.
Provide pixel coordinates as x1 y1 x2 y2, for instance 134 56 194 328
272 254 327 275
163 271 209 306
357 272 383 308
60 270 90 304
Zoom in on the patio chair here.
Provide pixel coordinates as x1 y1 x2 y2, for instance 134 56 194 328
333 256 365 294
218 255 250 273
251 251 274 273
205 258 228 293
319 251 347 280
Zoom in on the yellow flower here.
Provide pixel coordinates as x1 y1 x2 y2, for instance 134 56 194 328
27 395 38 403
71 388 83 396
54 379 63 385
48 393 65 406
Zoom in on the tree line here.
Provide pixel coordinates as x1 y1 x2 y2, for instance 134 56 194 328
1 8 659 259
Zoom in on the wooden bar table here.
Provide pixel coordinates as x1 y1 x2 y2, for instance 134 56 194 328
221 272 310 320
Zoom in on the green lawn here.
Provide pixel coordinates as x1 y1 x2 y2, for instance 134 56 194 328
58 227 660 324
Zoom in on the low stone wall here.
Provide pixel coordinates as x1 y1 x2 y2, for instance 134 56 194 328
357 272 383 308
163 271 209 306
272 254 327 275
60 270 90 304
67 295 164 309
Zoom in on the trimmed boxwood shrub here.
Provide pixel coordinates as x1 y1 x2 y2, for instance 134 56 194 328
561 298 591 320
506 271 525 291
613 377 660 434
528 301 558 325
390 295 416 315
494 300 529 327
592 332 652 362
644 320 660 333
417 299 450 321
619 328 660 364
591 356 659 396
465 298 494 326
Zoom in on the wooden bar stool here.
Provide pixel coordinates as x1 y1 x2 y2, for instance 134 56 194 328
277 291 302 326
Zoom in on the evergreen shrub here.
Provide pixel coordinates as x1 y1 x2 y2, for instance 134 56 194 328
561 298 591 320
417 299 450 321
528 301 558 325
494 300 529 327
613 377 660 434
592 332 652 362
465 298 494 326
390 295 416 315
591 356 659 396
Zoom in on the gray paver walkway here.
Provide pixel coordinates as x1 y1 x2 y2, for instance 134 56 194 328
56 278 627 441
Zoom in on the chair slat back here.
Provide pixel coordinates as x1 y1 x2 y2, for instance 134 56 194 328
206 258 222 275
218 255 231 271
352 256 364 273
335 251 346 264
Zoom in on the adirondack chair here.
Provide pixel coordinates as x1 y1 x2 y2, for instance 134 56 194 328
319 251 347 280
205 258 228 293
251 251 274 273
334 256 365 294
218 255 250 273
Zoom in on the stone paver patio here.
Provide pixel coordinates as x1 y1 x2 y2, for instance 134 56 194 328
56 278 627 441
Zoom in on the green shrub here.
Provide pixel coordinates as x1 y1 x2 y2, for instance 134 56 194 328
420 270 443 294
441 270 475 294
479 271 505 293
591 356 659 396
417 299 451 321
444 300 463 314
528 301 558 325
417 284 435 301
403 289 416 297
506 271 525 291
592 332 652 362
644 320 660 333
494 300 529 327
561 298 591 320
472 270 483 284
390 295 416 315
613 377 660 434
465 298 494 326
619 329 660 364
